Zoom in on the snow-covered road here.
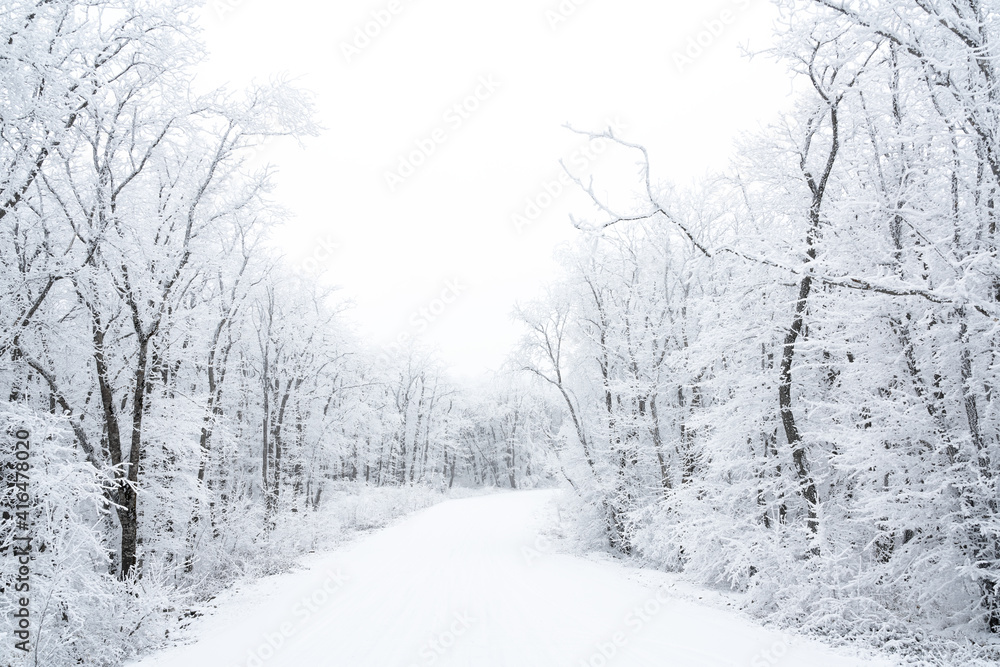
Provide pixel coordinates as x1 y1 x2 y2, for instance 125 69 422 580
130 490 896 667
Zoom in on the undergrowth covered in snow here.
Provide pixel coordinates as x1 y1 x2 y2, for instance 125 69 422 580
0 416 451 667
550 489 1000 667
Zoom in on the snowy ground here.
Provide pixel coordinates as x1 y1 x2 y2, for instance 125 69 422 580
128 490 899 667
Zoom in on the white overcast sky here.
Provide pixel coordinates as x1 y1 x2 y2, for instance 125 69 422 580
195 0 792 380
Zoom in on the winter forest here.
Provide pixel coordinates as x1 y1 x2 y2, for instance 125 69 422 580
2 0 1000 666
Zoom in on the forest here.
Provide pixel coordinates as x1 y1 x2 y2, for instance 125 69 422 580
515 1 1000 662
2 0 1000 666
0 2 552 664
